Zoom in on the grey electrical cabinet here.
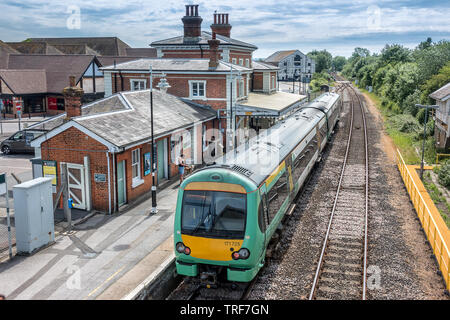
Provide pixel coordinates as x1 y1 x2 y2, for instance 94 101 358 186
13 177 54 255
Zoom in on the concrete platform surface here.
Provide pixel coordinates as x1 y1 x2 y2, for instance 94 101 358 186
0 179 180 300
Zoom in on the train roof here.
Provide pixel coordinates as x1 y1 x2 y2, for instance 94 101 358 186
207 92 341 186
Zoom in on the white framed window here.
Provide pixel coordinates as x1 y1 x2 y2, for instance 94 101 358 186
130 79 146 91
245 58 250 68
189 80 206 99
239 58 243 66
131 148 143 187
239 79 245 98
232 58 237 65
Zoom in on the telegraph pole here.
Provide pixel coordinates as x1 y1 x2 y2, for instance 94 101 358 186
415 104 439 180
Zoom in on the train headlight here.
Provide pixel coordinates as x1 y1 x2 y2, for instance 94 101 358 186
176 242 186 253
232 248 250 260
176 242 191 255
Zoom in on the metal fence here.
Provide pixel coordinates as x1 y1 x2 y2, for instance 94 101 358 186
0 174 15 260
397 149 450 291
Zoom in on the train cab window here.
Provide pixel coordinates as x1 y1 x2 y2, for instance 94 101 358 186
258 193 268 233
267 170 289 223
181 190 246 239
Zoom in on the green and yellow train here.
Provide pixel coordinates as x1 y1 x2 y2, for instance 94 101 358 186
174 92 342 284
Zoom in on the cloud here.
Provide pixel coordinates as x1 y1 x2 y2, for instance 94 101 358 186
0 0 448 58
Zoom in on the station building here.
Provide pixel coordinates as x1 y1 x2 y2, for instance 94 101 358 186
431 82 450 150
103 4 307 149
29 77 218 213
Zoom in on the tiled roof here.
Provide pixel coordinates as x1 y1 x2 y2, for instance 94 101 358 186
430 82 450 101
101 58 252 72
151 31 257 50
7 54 98 93
6 42 64 55
252 60 279 71
31 90 217 148
264 50 297 63
27 37 131 56
0 69 47 94
125 48 157 57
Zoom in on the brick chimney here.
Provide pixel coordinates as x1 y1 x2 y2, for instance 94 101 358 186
208 32 220 70
182 4 202 43
210 13 232 38
62 76 83 122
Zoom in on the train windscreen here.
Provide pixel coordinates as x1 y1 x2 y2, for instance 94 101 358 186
181 190 246 239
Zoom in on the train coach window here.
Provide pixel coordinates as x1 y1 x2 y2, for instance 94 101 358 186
181 190 247 239
267 170 289 223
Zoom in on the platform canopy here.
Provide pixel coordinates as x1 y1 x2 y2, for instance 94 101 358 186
235 91 307 117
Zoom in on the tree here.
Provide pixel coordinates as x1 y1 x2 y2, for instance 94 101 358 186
420 61 450 104
332 56 346 72
417 37 433 51
380 44 411 66
307 50 332 73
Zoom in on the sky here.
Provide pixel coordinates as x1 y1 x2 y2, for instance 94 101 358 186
0 0 449 58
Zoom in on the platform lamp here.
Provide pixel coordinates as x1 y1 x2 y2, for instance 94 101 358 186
415 104 439 180
148 66 171 215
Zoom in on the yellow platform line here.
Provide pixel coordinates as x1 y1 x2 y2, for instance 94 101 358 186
83 265 126 300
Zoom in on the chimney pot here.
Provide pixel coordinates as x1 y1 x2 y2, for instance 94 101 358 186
62 75 84 121
182 4 203 42
210 12 232 38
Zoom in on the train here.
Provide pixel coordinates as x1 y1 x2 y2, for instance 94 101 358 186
173 92 342 285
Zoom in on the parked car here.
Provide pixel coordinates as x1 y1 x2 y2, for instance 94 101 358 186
1 130 44 155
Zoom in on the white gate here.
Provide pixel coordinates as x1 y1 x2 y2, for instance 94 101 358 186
67 163 87 210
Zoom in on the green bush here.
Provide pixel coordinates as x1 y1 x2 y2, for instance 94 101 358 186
436 160 450 189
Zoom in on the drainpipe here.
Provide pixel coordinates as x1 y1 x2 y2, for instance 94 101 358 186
106 152 112 215
112 153 117 213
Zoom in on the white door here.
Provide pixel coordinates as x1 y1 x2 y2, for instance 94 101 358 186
67 163 87 210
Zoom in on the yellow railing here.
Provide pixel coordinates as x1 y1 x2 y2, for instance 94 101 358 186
396 149 450 291
436 153 450 164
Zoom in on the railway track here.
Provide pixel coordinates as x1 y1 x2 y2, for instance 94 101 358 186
309 83 369 300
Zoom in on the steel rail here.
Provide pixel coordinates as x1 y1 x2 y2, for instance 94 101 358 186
309 83 369 300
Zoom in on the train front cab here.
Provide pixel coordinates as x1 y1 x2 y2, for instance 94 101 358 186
174 170 265 283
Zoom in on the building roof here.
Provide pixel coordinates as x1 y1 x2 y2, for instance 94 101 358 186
236 91 307 117
27 37 131 56
0 69 47 94
101 58 252 73
151 31 257 50
430 82 450 102
264 50 298 63
125 48 157 57
51 44 100 55
7 54 99 93
6 42 64 55
31 89 217 150
252 60 279 71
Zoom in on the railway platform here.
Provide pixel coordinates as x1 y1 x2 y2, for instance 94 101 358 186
0 178 179 300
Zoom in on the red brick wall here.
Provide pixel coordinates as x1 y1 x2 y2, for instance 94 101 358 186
111 72 227 110
41 126 111 212
229 50 252 68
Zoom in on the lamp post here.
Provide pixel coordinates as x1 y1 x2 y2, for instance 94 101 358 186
228 65 242 155
148 67 170 215
415 104 439 180
292 69 298 94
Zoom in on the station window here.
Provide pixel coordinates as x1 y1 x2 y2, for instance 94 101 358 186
189 81 206 99
130 79 146 91
131 148 142 186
